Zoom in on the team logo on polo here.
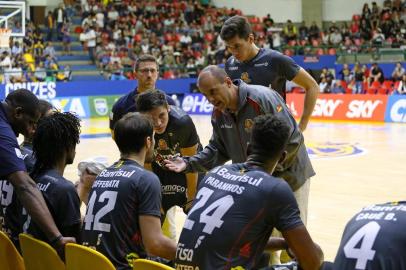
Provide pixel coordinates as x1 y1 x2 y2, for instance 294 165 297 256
158 139 168 150
307 142 365 159
94 98 108 116
244 119 254 131
240 72 251 83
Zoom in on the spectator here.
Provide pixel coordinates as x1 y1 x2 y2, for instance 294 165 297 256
284 19 297 41
53 3 67 41
45 11 54 41
329 28 343 45
369 62 385 85
62 22 72 56
339 63 353 84
319 77 331 93
394 74 406 94
308 21 320 40
331 80 346 94
352 62 365 94
43 42 57 63
392 62 405 81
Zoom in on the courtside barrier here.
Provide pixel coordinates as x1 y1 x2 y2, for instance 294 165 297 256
2 80 405 123
181 93 406 123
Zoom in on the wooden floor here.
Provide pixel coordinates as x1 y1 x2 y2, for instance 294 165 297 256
64 116 406 261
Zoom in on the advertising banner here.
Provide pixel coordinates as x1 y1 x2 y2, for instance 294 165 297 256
50 96 90 118
0 79 197 99
384 95 406 123
287 94 388 122
181 94 213 115
89 95 120 117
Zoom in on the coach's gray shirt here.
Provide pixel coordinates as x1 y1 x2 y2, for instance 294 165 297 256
184 80 314 191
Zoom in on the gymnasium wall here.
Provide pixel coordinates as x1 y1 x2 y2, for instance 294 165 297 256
212 0 386 22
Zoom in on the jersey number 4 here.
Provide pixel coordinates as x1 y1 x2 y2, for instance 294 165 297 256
343 221 381 270
84 191 117 232
183 187 234 235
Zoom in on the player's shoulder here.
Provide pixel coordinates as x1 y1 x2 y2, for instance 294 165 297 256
169 106 193 125
112 90 135 113
165 94 176 106
37 169 76 193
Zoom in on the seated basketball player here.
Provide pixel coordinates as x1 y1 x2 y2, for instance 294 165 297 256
136 90 203 237
325 201 406 270
81 113 176 270
26 112 82 243
175 114 323 270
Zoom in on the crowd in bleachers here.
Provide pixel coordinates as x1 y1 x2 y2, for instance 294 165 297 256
77 0 243 80
301 62 406 95
0 33 72 83
280 0 406 56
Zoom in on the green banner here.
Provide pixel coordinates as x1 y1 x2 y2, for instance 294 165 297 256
89 95 120 117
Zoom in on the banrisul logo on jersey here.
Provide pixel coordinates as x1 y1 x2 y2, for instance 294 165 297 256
306 142 365 159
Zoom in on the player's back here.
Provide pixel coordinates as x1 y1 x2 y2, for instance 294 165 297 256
81 159 162 270
333 201 406 270
27 169 81 242
175 163 302 270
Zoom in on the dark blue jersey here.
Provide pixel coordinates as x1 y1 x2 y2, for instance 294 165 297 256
109 89 176 130
81 159 162 270
20 142 35 173
225 48 300 100
27 169 81 243
0 102 26 178
152 106 203 212
1 143 35 248
0 102 26 237
175 163 303 270
333 201 406 270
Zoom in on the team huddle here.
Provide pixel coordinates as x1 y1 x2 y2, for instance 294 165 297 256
1 15 406 270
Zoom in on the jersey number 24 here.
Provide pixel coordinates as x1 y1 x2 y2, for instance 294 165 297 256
183 187 234 234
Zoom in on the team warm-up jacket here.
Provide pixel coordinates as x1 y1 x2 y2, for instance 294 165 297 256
184 80 314 191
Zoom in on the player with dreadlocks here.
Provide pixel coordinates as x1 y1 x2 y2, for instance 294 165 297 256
24 111 82 244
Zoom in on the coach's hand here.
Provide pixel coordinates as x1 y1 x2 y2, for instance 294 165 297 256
164 157 187 173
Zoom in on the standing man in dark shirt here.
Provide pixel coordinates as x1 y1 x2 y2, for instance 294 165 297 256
221 15 319 131
81 113 176 270
136 90 203 238
0 89 74 254
330 201 406 270
109 54 176 133
25 112 82 243
175 114 323 270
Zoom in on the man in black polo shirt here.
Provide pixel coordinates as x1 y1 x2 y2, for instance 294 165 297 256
109 54 176 133
136 90 203 238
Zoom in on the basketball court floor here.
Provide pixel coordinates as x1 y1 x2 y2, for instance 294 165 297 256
63 115 406 261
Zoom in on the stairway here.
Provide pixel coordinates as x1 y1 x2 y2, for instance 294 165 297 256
52 15 104 81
